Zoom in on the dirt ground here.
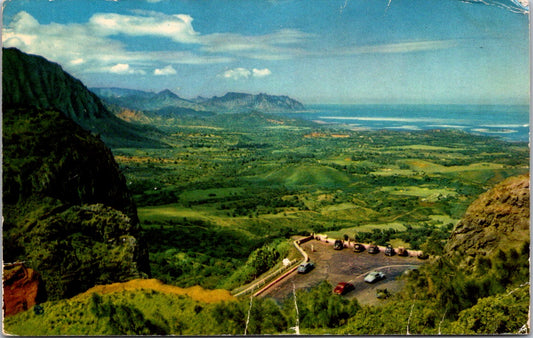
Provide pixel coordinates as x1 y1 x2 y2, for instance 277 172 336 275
259 238 425 306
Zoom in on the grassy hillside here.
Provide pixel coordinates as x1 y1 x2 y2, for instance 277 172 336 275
262 164 351 188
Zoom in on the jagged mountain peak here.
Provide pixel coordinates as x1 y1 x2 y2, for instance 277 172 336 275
157 88 180 97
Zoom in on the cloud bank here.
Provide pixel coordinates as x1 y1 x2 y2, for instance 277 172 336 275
2 9 461 79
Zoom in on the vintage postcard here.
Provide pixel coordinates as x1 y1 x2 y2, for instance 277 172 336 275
2 0 530 335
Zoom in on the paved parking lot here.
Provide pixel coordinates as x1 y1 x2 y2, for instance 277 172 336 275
259 238 425 305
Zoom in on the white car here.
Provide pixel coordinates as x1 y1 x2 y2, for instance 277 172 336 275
364 271 385 283
297 262 314 274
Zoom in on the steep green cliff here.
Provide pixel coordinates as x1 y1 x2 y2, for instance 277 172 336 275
2 47 167 148
3 108 151 300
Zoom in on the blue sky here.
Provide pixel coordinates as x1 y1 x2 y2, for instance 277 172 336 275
2 0 529 104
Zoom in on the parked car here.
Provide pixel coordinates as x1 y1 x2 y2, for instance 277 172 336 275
333 282 355 295
367 245 380 254
364 271 386 283
333 239 344 250
297 262 314 274
417 251 429 260
397 247 409 257
353 243 365 253
384 245 395 256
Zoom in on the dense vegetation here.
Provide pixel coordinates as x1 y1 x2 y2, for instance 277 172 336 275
5 245 528 335
3 281 358 335
3 107 150 300
142 217 294 289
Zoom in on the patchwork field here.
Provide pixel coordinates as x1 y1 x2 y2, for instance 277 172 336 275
112 124 528 291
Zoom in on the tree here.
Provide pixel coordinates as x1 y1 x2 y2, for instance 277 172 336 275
450 284 529 334
287 281 360 329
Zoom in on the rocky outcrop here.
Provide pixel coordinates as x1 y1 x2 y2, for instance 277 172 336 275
3 264 45 317
445 174 530 265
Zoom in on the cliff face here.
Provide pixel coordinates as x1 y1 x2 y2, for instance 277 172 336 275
2 47 166 148
3 108 150 300
445 174 530 266
2 48 110 122
3 108 138 220
3 264 45 317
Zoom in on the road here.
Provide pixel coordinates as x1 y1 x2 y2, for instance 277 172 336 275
258 238 425 305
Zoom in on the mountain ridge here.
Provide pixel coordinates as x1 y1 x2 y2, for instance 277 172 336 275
3 47 167 148
92 87 305 114
91 87 207 113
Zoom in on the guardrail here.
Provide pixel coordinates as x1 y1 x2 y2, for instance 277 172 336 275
233 235 313 298
313 234 424 257
232 259 299 297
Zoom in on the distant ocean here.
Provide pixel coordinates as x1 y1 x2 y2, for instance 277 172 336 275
286 104 530 143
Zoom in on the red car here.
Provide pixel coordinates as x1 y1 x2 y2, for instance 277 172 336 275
333 282 355 295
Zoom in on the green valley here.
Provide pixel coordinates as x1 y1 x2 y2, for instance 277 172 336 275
109 117 529 293
2 42 529 336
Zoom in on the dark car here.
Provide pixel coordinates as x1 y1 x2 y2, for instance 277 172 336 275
417 251 429 260
333 282 355 295
397 247 409 257
367 245 380 254
297 262 314 274
333 239 344 250
384 245 395 256
353 243 365 253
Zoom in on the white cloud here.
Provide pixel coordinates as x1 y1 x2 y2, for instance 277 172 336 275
154 65 177 75
109 63 146 75
89 12 199 43
342 40 459 55
2 11 230 76
220 68 251 80
2 10 314 78
252 68 272 77
201 29 311 60
70 58 85 65
219 67 272 80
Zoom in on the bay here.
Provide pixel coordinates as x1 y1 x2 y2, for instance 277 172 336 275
285 104 530 143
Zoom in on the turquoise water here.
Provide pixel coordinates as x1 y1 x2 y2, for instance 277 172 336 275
286 104 530 143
